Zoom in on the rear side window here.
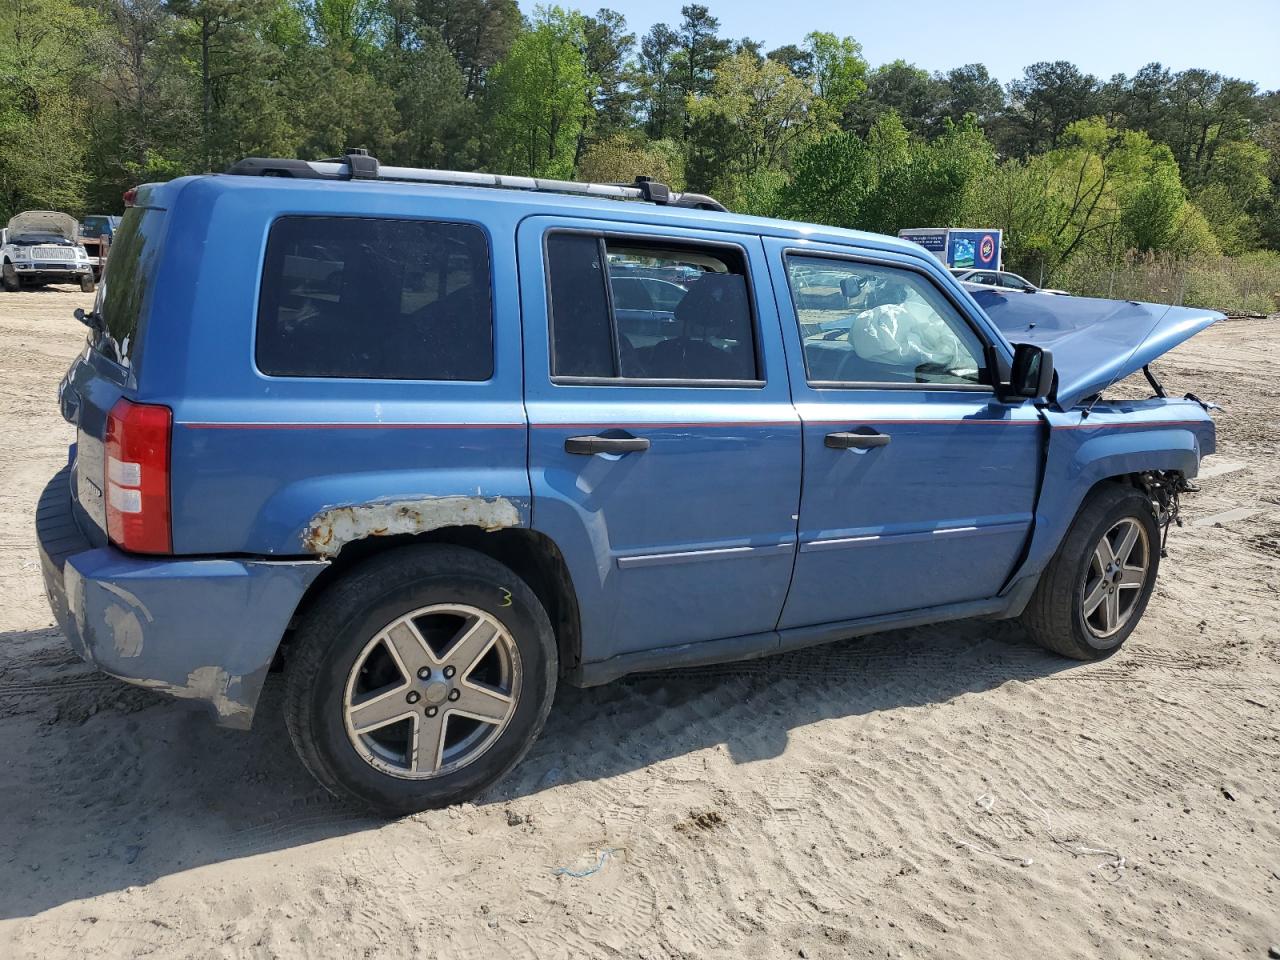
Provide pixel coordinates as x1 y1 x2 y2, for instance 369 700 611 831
95 207 165 369
546 233 759 382
256 217 493 381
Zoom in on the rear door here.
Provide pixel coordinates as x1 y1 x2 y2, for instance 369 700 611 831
766 239 1042 629
519 217 801 666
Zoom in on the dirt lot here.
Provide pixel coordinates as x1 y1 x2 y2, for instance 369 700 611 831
0 286 1277 960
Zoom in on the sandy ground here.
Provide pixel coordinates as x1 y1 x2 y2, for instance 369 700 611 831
0 286 1277 960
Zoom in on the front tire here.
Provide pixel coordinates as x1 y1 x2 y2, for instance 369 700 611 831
1 262 18 291
283 544 557 816
79 274 96 293
1021 483 1160 660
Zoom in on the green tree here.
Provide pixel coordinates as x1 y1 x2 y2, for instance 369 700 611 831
577 132 683 187
636 21 678 140
973 118 1202 279
483 5 591 178
415 0 521 98
774 130 872 226
385 30 474 167
579 8 635 148
1002 60 1101 154
804 31 865 121
936 63 1004 126
776 112 994 236
765 43 812 78
0 0 103 215
846 60 943 137
685 50 822 206
671 3 728 106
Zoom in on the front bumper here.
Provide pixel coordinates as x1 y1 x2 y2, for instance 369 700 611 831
36 466 327 728
15 263 92 282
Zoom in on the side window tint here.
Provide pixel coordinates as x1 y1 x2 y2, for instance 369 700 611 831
257 217 492 381
546 235 759 382
547 233 615 377
785 256 986 387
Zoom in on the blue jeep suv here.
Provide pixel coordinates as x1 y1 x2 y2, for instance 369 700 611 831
37 152 1219 814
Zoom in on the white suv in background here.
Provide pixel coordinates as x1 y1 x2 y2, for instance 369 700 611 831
1 211 96 292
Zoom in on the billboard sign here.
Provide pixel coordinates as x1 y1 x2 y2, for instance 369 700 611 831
898 227 1002 270
896 228 948 255
946 229 1001 270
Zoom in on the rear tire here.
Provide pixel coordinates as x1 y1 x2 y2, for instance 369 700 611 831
283 544 557 817
1021 483 1160 660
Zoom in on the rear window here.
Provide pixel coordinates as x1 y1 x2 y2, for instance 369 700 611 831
256 217 493 381
94 207 165 368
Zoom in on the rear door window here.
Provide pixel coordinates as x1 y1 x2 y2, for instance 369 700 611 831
256 216 493 381
547 234 759 382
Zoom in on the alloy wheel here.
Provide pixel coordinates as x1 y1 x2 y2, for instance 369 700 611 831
1081 517 1150 641
342 604 520 779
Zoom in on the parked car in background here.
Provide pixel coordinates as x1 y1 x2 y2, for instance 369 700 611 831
79 215 121 281
38 153 1218 815
1 211 95 292
951 268 1070 296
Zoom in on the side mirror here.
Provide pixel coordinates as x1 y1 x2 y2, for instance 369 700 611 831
839 276 862 298
998 342 1054 402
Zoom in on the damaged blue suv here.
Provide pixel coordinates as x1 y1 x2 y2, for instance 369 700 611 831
38 152 1219 814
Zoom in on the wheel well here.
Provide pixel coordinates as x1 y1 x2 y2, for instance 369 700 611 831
1088 470 1184 501
281 527 583 676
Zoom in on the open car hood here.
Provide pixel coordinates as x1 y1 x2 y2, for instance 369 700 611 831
6 210 78 242
970 288 1222 409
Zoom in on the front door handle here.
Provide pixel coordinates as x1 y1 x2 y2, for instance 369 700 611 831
825 429 891 450
565 434 651 455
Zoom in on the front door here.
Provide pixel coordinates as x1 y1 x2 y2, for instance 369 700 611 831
519 217 802 666
766 240 1042 629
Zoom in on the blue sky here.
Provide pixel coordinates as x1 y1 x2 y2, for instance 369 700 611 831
521 0 1280 90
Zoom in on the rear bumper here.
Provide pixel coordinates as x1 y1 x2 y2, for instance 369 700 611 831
36 467 327 729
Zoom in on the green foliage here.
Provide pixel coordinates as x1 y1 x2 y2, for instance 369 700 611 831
775 112 993 237
483 5 592 178
847 60 943 136
0 0 104 217
970 118 1212 280
1 0 1277 296
577 133 683 188
804 31 865 117
774 131 871 226
686 50 821 197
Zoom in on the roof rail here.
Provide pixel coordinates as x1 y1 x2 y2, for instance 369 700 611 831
225 149 728 212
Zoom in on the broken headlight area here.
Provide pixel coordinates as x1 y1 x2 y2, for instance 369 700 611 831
1139 470 1197 557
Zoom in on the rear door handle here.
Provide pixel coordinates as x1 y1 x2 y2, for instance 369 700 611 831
825 429 891 450
565 434 651 455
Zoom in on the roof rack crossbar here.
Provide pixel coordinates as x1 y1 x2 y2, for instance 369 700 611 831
226 152 728 212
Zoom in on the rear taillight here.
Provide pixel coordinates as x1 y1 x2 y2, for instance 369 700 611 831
105 398 172 554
